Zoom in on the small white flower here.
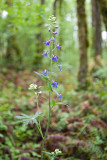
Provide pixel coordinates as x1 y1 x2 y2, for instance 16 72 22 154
1 10 8 19
55 149 62 154
28 84 37 90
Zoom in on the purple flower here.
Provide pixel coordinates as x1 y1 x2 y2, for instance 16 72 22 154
52 55 59 62
58 93 62 100
51 81 58 88
44 40 50 46
42 51 49 57
50 37 56 43
58 65 62 71
53 37 56 42
56 44 61 50
53 31 58 35
42 69 49 76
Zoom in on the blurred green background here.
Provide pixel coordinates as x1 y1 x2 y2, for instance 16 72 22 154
0 0 107 159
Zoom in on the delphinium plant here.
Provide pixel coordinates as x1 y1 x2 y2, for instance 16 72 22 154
16 15 62 160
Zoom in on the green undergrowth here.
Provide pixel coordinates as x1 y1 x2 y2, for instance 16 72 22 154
0 68 107 160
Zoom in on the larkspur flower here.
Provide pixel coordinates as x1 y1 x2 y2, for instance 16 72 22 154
56 44 61 50
50 37 56 43
58 93 62 100
58 65 62 71
42 69 49 76
51 81 58 88
42 51 49 57
53 37 56 42
52 55 59 62
44 40 50 46
53 31 58 35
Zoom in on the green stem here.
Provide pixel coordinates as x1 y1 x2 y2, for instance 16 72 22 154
37 125 44 139
36 95 44 139
41 31 52 160
41 91 51 160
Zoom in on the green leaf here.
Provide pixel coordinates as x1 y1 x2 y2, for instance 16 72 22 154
41 86 51 91
34 71 49 81
42 151 52 155
52 100 56 107
31 151 41 157
47 81 53 91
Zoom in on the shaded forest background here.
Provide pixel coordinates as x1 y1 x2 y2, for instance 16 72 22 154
0 0 107 160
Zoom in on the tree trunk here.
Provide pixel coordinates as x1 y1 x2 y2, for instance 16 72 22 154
53 0 58 17
59 0 63 50
77 0 89 89
33 0 45 67
96 0 107 30
92 0 102 58
41 0 45 5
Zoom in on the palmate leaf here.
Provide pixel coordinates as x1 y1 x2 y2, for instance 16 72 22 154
15 112 42 125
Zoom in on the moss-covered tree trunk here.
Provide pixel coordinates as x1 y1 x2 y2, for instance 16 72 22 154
53 0 58 17
92 0 102 58
33 0 45 67
96 0 107 30
59 0 63 51
77 0 89 88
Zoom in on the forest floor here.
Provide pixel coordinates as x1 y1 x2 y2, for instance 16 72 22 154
0 68 107 160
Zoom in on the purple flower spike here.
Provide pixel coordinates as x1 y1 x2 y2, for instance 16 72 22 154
56 44 61 50
44 40 50 46
51 81 58 88
42 51 49 57
42 69 49 76
58 93 62 100
52 55 59 62
53 31 58 35
58 65 62 71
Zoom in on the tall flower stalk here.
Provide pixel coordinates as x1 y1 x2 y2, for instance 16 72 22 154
16 15 62 160
41 15 62 159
